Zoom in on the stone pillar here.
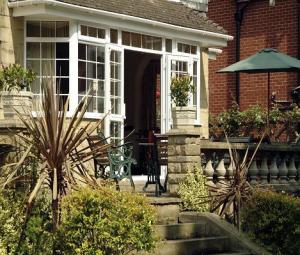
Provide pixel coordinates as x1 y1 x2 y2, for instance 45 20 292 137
167 130 201 194
0 0 24 65
199 49 209 138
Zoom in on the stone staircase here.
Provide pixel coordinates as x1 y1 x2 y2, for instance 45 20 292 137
120 180 270 255
147 195 269 255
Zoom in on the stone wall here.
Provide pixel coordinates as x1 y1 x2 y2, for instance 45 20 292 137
0 0 24 66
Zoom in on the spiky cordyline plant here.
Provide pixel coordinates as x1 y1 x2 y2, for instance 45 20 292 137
1 79 110 233
207 133 264 231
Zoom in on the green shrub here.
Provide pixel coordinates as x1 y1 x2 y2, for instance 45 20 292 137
0 64 36 91
241 189 300 255
170 76 195 107
0 190 52 255
56 187 156 255
178 166 210 212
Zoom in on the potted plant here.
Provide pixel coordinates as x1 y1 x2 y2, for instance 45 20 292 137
170 75 196 129
0 64 35 120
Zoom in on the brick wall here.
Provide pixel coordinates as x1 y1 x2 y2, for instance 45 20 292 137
208 0 298 114
0 0 24 66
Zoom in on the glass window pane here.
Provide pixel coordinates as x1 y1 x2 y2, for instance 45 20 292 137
78 61 86 77
56 21 69 37
26 60 40 76
178 43 183 52
56 43 69 59
143 35 152 49
98 81 104 97
88 26 97 37
42 60 55 76
87 62 96 78
26 42 40 58
42 43 55 59
193 61 197 75
191 45 197 54
31 79 40 94
97 64 105 80
110 29 118 43
115 81 121 97
81 25 88 36
97 28 105 39
78 78 86 94
97 98 104 113
122 31 130 46
27 21 40 37
184 44 190 54
97 46 105 63
131 33 141 48
78 44 86 60
87 45 96 61
57 78 69 94
153 37 162 50
166 39 172 53
56 60 69 76
41 21 55 37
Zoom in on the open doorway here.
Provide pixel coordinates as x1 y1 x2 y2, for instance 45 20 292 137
124 50 161 175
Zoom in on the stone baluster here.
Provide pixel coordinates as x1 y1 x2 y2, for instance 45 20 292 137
269 153 279 184
248 157 259 184
287 154 297 183
204 159 215 187
278 155 288 184
216 155 226 185
259 155 269 184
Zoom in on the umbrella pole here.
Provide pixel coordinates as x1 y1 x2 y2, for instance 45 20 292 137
267 72 270 125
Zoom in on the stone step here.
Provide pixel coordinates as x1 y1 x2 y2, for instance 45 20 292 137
152 236 231 255
209 253 252 255
154 223 207 240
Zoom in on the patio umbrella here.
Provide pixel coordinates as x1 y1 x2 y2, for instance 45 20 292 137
218 48 300 119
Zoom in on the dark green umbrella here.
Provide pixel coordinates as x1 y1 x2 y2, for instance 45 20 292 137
218 48 300 118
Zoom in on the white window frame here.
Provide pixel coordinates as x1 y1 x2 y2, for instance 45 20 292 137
165 54 201 130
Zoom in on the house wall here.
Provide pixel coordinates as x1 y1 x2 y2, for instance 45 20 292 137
208 0 298 114
0 0 24 66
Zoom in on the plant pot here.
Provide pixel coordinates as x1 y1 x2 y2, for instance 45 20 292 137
0 91 33 120
171 106 196 129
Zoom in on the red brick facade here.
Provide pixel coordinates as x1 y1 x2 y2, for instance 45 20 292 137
208 0 298 114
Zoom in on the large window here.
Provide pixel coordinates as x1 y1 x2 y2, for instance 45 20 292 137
26 21 69 107
78 43 105 113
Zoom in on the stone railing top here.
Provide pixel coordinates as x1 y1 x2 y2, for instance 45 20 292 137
199 139 300 152
167 129 201 136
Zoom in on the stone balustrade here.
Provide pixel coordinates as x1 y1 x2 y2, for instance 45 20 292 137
200 140 300 192
167 129 300 194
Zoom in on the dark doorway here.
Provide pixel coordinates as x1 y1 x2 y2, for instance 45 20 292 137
124 50 161 175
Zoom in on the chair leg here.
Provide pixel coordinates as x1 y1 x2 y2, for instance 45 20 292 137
114 178 120 191
129 176 135 192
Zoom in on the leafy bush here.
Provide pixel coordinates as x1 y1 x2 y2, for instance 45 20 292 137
56 187 156 255
170 76 195 107
0 64 36 91
242 189 300 255
178 166 210 212
0 190 52 255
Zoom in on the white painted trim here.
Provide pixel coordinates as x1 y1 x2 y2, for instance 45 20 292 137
69 20 78 112
8 0 233 43
208 47 223 60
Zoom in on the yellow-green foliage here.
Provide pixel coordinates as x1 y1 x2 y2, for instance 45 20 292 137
56 187 157 255
178 166 210 212
242 189 300 255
